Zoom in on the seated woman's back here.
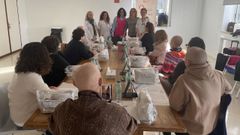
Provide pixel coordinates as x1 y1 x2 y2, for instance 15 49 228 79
41 36 69 86
8 42 51 127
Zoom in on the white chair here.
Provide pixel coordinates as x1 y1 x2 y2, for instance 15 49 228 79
0 83 16 132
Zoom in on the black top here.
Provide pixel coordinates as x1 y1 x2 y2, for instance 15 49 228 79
168 61 186 84
141 33 154 55
63 39 93 65
42 52 69 86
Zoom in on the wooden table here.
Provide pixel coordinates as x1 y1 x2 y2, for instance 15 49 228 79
24 49 186 134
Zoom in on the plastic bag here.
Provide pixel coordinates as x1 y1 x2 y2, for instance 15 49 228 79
37 90 76 113
136 90 157 125
130 56 150 68
98 49 109 61
134 68 155 84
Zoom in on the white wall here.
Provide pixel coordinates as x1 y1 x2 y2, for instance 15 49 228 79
200 0 224 58
157 0 203 46
20 0 132 43
19 0 203 46
18 0 29 45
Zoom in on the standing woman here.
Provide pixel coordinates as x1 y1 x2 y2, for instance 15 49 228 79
126 8 138 37
8 42 52 127
111 8 127 45
141 22 154 55
98 11 111 41
84 11 98 42
136 8 149 38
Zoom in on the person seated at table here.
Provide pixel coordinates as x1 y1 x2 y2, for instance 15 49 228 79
168 47 232 135
63 27 95 65
160 37 205 95
149 29 168 65
161 35 185 74
49 63 138 135
141 22 154 55
8 42 52 127
41 36 69 86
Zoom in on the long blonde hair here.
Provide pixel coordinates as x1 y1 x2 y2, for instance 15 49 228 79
129 8 137 18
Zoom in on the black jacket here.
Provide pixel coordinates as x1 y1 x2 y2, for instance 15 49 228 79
63 39 93 65
141 33 154 55
42 52 69 86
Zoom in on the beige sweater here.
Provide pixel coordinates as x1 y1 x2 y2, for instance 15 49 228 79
8 72 49 126
169 63 232 135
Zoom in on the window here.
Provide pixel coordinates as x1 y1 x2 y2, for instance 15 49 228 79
235 5 240 23
132 0 172 27
157 0 171 26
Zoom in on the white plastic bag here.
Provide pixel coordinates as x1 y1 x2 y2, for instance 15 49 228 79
130 56 150 68
134 68 155 84
37 90 76 113
98 49 109 61
136 90 157 124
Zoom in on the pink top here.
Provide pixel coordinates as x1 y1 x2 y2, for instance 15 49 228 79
114 17 126 37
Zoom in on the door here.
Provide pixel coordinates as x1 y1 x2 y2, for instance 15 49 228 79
0 0 10 56
5 0 22 52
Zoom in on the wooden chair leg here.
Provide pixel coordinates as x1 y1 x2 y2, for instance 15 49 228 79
236 87 240 98
232 81 237 94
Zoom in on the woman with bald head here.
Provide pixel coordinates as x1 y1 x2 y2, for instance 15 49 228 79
49 63 137 135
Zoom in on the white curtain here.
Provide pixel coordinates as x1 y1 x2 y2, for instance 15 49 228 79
223 0 240 5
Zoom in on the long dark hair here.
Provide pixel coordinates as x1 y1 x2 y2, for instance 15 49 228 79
99 11 110 24
41 36 60 53
15 42 52 75
146 22 154 34
117 8 126 17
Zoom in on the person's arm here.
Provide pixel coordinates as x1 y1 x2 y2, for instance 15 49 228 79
98 21 102 36
56 52 70 69
111 17 117 37
136 19 141 37
29 73 50 94
119 107 138 134
169 77 189 112
79 42 94 59
168 61 186 85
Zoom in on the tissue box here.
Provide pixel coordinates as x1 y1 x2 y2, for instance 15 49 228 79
37 90 76 113
106 67 116 79
134 68 155 84
130 56 150 68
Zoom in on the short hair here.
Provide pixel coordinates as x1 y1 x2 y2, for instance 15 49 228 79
154 30 168 43
15 42 52 75
129 8 137 18
99 11 110 24
187 37 205 50
186 47 207 65
41 36 60 53
72 27 85 40
141 8 147 13
117 8 127 17
171 35 183 48
146 22 154 34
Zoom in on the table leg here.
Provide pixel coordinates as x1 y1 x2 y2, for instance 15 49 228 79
134 129 144 135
